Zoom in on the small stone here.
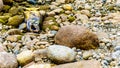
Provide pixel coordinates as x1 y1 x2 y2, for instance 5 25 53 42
17 50 34 66
114 46 120 51
7 15 24 27
53 60 102 68
83 51 93 59
27 0 37 4
6 35 22 42
0 0 3 11
80 10 91 17
7 29 22 35
47 45 76 64
0 52 18 68
9 6 19 16
56 0 65 3
112 51 120 59
55 25 99 50
63 4 72 10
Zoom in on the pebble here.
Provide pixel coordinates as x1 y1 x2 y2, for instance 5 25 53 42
47 45 76 64
6 35 22 42
17 50 34 66
83 51 93 59
7 29 22 35
63 4 72 10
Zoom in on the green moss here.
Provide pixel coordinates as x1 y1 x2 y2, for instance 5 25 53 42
0 16 10 24
68 16 75 22
7 15 24 27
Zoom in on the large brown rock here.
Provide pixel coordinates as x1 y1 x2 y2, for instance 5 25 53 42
53 60 102 68
54 25 99 50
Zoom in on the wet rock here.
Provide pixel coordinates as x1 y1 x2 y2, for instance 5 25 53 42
55 25 99 50
0 52 18 68
80 10 91 17
17 50 34 66
0 0 3 11
24 11 43 32
7 15 24 27
53 60 102 68
6 35 22 42
47 45 76 64
7 29 22 35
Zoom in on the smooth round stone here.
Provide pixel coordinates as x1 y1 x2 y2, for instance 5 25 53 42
0 52 18 68
47 45 76 64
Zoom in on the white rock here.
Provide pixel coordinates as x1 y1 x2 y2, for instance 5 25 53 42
47 45 76 64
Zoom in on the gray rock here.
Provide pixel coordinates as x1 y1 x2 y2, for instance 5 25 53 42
0 52 18 68
114 46 120 51
47 45 76 64
112 51 120 59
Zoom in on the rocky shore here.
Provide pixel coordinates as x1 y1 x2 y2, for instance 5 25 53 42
0 0 120 68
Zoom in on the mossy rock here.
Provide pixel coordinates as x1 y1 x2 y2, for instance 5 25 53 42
54 25 99 50
9 6 19 16
68 16 75 22
2 5 11 12
0 16 10 24
7 15 24 27
44 17 56 21
42 21 59 31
